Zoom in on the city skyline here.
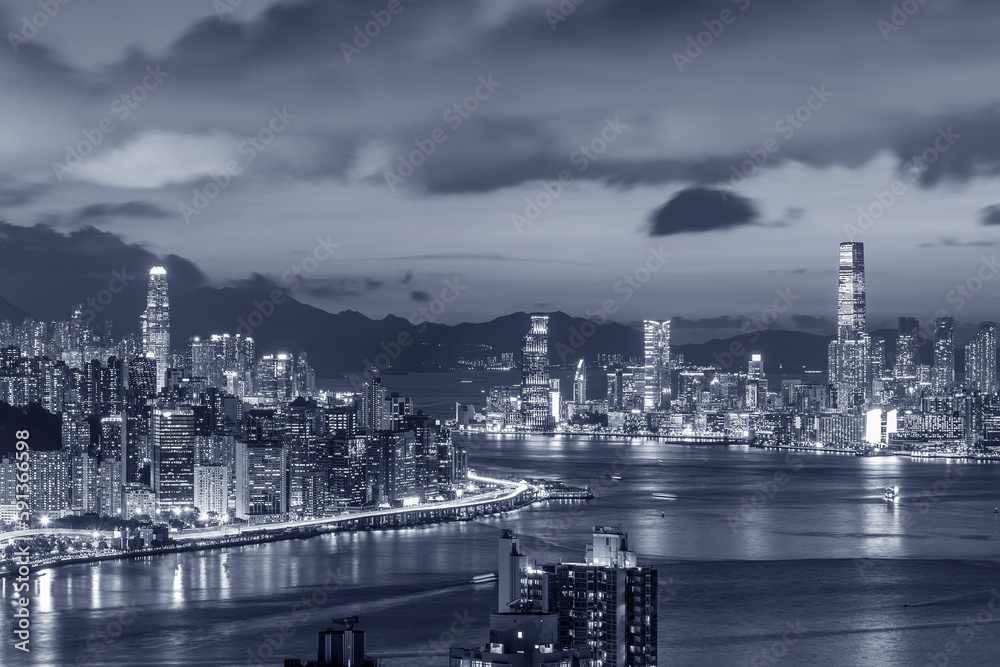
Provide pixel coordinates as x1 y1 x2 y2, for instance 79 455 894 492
2 2 1000 331
6 2 1000 665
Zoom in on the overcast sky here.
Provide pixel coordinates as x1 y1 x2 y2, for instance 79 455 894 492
1 0 999 342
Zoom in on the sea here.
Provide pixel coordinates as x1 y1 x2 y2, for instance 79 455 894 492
3 372 1000 666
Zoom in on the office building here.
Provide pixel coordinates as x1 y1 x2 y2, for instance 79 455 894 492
152 407 196 513
521 313 551 431
643 320 671 411
932 317 956 392
141 266 170 391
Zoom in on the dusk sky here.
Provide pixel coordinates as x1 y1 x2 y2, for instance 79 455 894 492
2 0 999 342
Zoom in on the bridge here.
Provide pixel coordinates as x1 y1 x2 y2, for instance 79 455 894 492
0 472 538 549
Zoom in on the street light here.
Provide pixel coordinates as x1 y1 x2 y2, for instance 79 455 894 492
39 516 50 527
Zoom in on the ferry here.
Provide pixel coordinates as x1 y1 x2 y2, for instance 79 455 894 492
884 486 899 502
610 474 623 481
471 573 497 584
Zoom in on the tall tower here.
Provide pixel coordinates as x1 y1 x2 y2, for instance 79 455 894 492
965 322 997 394
573 359 587 405
141 267 170 391
932 317 956 392
643 320 671 411
830 242 870 412
837 242 866 339
521 314 550 431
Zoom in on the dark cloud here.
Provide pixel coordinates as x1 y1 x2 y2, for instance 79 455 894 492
410 290 431 302
0 178 51 208
979 205 1000 225
671 316 745 330
73 201 171 223
0 221 206 322
917 237 997 248
648 188 759 237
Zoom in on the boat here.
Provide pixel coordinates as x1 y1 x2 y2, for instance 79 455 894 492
610 474 622 481
471 573 497 584
884 486 899 501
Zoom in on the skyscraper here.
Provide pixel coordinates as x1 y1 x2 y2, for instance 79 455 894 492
643 320 671 411
965 322 998 394
837 242 866 338
152 407 195 513
932 317 956 392
894 317 920 384
141 267 170 391
573 358 587 405
521 314 550 431
829 242 870 411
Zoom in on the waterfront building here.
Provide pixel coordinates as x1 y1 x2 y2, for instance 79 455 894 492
966 322 998 394
643 320 671 411
152 407 196 513
141 267 170 391
932 317 956 392
521 313 551 431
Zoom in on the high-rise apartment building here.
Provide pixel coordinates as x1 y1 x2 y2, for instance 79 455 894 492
966 322 998 394
932 317 956 392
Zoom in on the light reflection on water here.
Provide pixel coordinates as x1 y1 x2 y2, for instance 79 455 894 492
4 435 1000 666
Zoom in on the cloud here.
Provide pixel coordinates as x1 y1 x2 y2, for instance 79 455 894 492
73 201 171 222
410 290 432 302
72 131 235 188
792 314 833 330
671 316 746 330
979 205 1000 225
648 188 759 237
917 237 997 248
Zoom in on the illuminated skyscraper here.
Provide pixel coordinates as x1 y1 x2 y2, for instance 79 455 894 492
521 314 550 431
573 359 587 405
894 317 920 384
965 322 998 394
829 242 870 411
746 354 765 410
152 407 195 513
837 242 866 338
932 317 956 392
141 266 170 391
643 320 671 411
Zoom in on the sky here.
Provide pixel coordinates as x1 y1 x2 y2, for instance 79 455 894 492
1 0 999 343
